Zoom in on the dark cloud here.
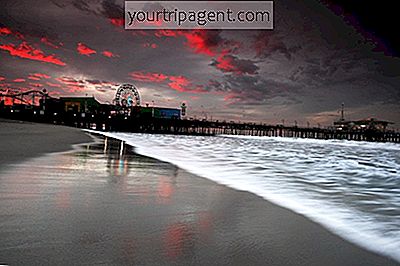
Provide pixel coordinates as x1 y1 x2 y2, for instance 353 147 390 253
254 31 301 60
85 79 102 85
72 0 91 13
210 54 259 75
207 74 300 106
101 0 124 19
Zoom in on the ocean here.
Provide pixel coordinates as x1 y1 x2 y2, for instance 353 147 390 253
94 131 400 262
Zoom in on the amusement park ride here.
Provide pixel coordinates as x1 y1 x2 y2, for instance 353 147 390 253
0 88 51 107
113 84 141 107
112 83 186 115
0 83 185 119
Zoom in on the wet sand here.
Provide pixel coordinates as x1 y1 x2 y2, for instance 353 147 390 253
0 122 398 265
0 119 93 168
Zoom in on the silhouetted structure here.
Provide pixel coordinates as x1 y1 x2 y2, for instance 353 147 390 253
334 118 393 132
333 103 393 132
1 90 399 143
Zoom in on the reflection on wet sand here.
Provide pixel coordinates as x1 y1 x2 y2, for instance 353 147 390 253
0 137 219 265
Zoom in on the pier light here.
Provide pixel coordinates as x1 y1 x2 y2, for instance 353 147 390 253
54 112 57 116
33 111 36 115
74 113 76 117
92 115 94 118
10 109 14 113
108 115 112 119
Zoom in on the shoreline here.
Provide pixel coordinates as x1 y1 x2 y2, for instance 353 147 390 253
87 130 399 265
0 122 398 265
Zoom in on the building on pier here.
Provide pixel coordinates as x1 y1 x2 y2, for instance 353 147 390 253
136 106 181 119
37 84 182 120
61 97 101 113
333 103 393 132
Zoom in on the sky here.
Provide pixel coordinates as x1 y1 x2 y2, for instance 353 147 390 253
1 0 399 128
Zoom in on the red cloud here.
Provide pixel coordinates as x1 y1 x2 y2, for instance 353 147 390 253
29 82 43 88
0 27 12 35
13 78 25 82
130 72 168 83
55 76 116 92
77 42 96 56
109 18 124 27
181 30 217 56
168 76 191 92
32 73 51 79
0 42 66 66
67 85 85 92
214 54 236 72
46 82 62 88
15 32 25 40
85 80 114 86
28 73 51 80
143 43 158 49
130 71 205 93
102 50 118 58
131 30 149 37
41 37 62 49
154 30 222 56
0 76 5 81
223 92 242 104
155 30 179 38
56 76 81 85
28 76 41 81
211 51 259 75
56 76 87 92
0 82 11 88
0 27 24 39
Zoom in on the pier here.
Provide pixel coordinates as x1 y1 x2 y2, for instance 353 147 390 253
1 106 399 143
1 88 399 143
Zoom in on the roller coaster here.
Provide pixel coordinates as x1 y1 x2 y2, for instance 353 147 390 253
0 89 51 106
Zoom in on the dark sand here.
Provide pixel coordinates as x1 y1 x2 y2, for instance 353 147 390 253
0 119 93 168
0 120 398 265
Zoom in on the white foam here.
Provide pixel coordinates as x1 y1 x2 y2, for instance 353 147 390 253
84 130 400 262
220 134 400 151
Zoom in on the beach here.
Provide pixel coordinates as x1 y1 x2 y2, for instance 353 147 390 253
0 120 398 265
0 119 93 168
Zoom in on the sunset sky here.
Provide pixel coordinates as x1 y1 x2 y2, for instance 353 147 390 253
1 0 399 128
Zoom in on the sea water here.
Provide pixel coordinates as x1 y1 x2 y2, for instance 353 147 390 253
90 131 400 262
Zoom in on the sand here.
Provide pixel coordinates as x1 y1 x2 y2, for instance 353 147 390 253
0 119 93 168
0 119 398 265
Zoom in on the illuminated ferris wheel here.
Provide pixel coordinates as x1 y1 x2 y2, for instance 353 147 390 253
114 84 141 107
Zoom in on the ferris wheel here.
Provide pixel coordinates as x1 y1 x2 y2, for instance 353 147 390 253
114 84 141 107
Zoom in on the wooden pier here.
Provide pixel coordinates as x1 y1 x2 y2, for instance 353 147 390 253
1 107 399 143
